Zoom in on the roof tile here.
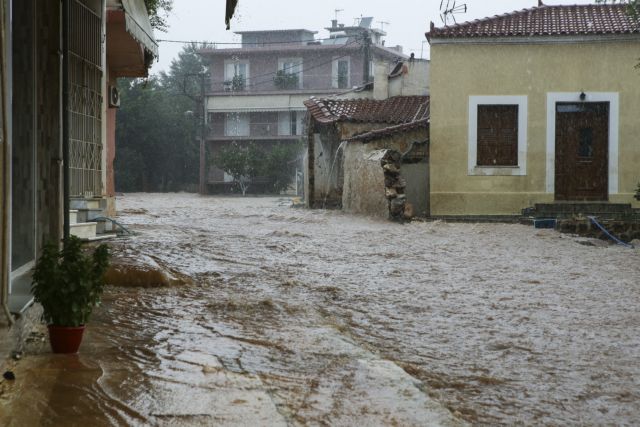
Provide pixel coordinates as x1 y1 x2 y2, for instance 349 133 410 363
427 4 639 40
304 96 429 125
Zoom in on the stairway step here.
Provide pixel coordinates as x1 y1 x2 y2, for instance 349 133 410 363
70 222 97 239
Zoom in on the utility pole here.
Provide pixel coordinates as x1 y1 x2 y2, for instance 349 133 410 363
362 30 372 84
199 73 207 195
183 72 209 195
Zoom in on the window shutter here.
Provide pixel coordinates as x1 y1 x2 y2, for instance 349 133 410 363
477 105 518 166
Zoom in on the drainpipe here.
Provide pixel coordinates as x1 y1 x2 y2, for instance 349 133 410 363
1 0 14 325
62 0 70 241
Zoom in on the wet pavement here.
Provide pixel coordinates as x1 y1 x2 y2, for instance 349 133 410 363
1 193 639 426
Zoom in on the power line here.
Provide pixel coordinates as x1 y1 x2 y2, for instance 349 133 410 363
198 38 362 90
157 35 353 46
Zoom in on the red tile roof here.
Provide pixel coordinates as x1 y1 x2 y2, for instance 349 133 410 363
427 4 640 40
346 118 429 143
304 96 429 125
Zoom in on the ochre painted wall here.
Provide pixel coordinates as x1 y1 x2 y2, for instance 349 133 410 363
430 40 640 215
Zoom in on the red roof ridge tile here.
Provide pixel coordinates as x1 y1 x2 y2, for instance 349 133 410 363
426 3 637 40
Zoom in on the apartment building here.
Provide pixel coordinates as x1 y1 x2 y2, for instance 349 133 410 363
199 17 405 192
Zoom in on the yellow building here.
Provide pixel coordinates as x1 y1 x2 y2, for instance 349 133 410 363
427 3 640 216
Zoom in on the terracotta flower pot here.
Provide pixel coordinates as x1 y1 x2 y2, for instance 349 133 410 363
47 325 86 354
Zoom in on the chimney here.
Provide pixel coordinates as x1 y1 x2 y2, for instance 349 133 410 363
331 19 338 28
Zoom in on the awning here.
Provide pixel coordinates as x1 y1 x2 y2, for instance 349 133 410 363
121 0 159 58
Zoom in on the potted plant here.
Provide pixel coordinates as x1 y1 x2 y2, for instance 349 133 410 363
31 236 110 354
273 70 299 90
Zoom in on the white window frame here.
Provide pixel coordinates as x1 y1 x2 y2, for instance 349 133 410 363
545 92 619 195
468 95 528 176
224 60 250 86
332 57 351 89
277 57 303 88
224 112 250 137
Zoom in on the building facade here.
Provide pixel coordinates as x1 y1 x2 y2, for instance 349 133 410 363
427 4 640 216
199 18 406 193
0 0 156 327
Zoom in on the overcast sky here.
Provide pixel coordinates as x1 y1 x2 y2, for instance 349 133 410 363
150 0 598 74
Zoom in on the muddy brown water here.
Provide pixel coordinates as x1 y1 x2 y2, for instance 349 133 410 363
2 193 639 426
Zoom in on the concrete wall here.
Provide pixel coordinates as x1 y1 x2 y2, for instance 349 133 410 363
342 145 388 217
430 40 640 215
341 126 429 218
0 0 8 325
204 47 387 93
402 163 429 217
310 127 344 207
389 60 430 97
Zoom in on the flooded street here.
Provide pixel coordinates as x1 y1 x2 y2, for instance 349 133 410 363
2 193 640 426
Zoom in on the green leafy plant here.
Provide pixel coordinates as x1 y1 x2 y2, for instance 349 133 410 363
635 182 640 200
32 236 110 327
273 70 299 90
213 140 303 195
214 142 262 195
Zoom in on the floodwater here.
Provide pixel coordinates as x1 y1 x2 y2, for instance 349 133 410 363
2 193 640 426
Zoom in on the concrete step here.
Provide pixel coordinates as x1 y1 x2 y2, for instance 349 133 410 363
70 198 103 210
76 208 104 223
528 203 636 221
95 217 116 234
70 222 97 239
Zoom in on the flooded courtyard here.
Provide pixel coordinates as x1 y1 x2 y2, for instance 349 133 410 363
2 193 640 426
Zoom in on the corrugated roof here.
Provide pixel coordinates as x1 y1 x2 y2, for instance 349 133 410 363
304 96 429 125
427 4 640 40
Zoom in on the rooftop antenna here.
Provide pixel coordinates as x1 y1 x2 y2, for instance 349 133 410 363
377 20 390 32
440 0 467 26
334 9 343 21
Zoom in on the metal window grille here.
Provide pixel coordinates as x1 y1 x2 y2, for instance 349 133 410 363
69 0 103 198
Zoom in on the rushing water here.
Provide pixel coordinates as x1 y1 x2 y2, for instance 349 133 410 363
2 193 639 426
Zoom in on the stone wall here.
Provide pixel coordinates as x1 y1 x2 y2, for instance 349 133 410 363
342 145 388 217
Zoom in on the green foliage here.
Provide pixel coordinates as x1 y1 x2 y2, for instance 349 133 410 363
273 70 299 90
115 43 209 192
214 142 262 195
144 0 173 32
32 236 110 327
213 141 303 195
261 141 304 193
224 74 246 91
635 182 640 200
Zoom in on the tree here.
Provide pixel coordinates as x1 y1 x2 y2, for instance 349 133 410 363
115 43 211 192
144 0 173 32
261 141 304 193
214 142 262 196
213 141 304 195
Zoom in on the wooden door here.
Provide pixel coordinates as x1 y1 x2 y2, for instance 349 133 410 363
555 102 609 201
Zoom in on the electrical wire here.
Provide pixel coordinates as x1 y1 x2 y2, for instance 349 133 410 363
188 38 362 91
157 35 353 45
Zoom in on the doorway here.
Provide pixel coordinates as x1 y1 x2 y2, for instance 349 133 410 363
554 102 609 201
